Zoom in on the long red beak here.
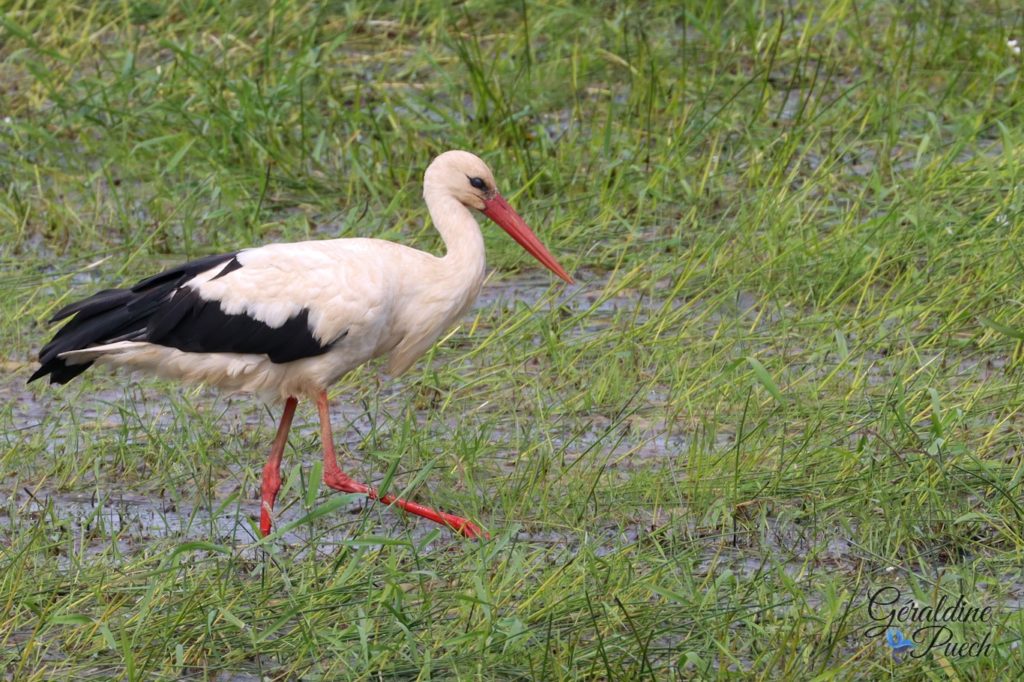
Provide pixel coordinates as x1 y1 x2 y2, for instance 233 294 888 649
482 194 574 284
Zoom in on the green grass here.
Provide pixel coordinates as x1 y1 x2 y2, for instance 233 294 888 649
2 0 1024 678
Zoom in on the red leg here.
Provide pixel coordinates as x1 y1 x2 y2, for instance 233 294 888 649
260 396 298 536
315 390 486 539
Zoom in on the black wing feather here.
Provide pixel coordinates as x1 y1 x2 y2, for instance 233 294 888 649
30 251 337 385
129 252 244 292
146 288 334 363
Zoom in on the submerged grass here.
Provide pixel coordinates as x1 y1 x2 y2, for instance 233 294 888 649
2 0 1024 678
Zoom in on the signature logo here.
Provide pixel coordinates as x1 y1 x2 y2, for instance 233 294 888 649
885 628 914 658
865 587 993 661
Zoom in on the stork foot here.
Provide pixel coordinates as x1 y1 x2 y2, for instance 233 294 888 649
258 396 298 537
322 467 487 539
260 470 280 537
316 390 486 539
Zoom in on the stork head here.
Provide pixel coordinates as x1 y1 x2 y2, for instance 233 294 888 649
424 150 498 211
424 150 574 284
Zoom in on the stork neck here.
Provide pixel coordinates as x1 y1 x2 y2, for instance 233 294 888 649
424 192 486 272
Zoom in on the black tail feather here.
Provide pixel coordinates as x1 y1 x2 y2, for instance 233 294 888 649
50 288 132 323
29 252 237 385
27 358 93 384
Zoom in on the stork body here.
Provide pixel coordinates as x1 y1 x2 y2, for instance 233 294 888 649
30 151 573 539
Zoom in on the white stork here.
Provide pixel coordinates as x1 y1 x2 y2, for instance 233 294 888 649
30 150 573 539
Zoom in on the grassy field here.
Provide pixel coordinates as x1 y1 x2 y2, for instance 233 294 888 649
2 0 1024 678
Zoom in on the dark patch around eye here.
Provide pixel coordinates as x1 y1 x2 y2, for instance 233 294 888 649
468 176 487 190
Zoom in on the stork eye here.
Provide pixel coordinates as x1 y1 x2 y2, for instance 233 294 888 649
468 176 487 191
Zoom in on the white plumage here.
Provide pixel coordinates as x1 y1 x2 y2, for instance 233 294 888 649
58 237 480 399
32 150 573 538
